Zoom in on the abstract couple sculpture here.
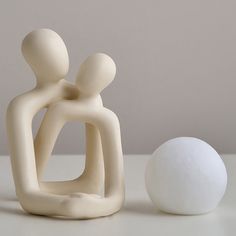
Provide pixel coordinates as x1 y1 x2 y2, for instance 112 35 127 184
6 29 125 219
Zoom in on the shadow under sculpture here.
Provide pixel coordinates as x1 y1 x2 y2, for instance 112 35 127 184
6 29 125 219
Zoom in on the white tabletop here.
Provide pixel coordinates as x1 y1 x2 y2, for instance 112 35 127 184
0 155 235 236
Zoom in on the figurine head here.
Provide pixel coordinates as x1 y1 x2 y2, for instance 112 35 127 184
21 29 69 83
76 53 116 95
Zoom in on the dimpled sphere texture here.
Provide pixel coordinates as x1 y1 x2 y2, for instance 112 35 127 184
145 137 227 215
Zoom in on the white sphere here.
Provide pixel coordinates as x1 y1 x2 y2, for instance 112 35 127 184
145 137 227 215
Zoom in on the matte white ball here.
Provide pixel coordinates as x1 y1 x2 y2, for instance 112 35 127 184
145 137 227 215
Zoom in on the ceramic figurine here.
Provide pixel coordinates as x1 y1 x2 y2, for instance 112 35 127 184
6 29 124 219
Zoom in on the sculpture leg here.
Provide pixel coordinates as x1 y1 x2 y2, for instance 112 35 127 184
34 108 65 180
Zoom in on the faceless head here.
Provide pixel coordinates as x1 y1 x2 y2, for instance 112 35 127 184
76 53 116 95
22 29 69 82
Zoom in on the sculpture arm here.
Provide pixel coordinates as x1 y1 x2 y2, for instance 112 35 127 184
60 107 125 218
6 89 76 216
6 91 42 194
97 108 124 199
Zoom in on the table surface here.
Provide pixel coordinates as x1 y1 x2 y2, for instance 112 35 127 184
0 155 235 236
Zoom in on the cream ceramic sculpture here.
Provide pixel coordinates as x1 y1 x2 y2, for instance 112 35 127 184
6 29 125 219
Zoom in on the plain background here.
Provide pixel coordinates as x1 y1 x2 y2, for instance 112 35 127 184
1 0 236 155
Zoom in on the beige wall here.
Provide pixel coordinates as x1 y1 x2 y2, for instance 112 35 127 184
1 0 236 154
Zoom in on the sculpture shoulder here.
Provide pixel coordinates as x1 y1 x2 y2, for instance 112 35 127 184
98 108 120 127
7 86 54 115
46 99 100 120
46 99 77 118
49 94 102 113
7 89 38 113
102 108 119 120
